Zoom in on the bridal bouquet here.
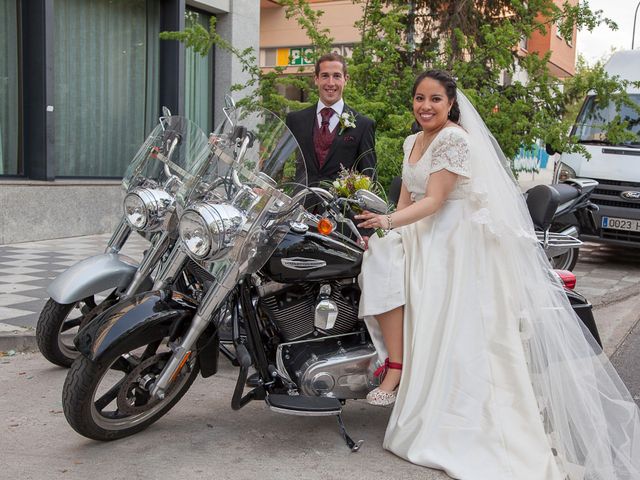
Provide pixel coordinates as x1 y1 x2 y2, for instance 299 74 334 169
324 166 387 238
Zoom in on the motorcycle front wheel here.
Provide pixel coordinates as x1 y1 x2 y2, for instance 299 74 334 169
36 294 118 368
62 335 199 441
550 247 580 271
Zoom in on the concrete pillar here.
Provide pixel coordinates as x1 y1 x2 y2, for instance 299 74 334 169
213 0 260 124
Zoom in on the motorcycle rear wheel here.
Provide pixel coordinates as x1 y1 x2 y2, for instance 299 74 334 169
62 335 199 441
550 247 579 271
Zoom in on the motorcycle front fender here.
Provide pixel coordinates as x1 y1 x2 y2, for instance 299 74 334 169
74 290 197 366
47 253 151 304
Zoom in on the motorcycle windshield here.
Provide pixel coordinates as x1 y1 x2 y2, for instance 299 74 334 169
122 116 211 191
177 106 307 274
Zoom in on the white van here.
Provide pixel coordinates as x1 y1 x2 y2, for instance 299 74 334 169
553 50 640 247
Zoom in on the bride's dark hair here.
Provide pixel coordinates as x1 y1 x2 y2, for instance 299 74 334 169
412 70 461 123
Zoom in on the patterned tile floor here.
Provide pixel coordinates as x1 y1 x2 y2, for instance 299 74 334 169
0 233 150 330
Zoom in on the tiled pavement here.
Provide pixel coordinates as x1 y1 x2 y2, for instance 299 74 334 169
0 233 150 331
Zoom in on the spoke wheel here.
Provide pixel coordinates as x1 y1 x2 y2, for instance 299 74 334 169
62 335 199 441
36 295 117 368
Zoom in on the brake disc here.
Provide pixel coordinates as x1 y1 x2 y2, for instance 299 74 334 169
116 353 171 415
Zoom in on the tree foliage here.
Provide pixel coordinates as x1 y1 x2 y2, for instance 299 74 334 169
161 0 638 187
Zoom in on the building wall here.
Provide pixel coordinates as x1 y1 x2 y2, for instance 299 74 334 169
0 0 259 245
526 0 577 77
0 181 124 245
261 0 362 48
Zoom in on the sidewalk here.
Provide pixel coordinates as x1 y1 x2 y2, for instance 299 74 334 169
0 233 149 351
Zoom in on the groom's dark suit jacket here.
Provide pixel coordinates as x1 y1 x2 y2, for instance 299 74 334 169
285 104 376 187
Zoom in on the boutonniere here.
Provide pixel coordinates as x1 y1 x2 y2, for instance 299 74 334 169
337 111 356 135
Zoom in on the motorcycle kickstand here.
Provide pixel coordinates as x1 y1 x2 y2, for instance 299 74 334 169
336 414 363 452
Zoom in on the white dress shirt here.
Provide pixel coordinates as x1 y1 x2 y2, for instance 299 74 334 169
316 99 344 133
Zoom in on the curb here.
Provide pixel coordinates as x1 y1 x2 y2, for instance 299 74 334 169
0 330 38 354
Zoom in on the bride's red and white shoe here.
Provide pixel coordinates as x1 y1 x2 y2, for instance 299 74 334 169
366 358 402 407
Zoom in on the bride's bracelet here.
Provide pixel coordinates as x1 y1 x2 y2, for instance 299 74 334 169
386 214 393 231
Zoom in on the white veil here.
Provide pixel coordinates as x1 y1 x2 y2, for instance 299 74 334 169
456 89 640 479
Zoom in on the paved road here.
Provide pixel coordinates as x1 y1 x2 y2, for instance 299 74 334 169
0 353 448 480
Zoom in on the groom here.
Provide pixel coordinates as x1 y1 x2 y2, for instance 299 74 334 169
286 53 376 187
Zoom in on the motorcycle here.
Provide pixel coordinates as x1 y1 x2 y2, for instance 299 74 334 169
36 109 212 367
61 105 601 450
525 179 599 271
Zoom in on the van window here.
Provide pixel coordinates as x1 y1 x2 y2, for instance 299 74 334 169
573 94 640 146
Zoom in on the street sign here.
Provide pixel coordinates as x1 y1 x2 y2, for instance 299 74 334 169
276 47 315 66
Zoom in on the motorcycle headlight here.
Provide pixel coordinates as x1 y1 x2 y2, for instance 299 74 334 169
179 211 211 259
554 162 576 183
179 203 245 261
123 193 147 230
123 188 174 232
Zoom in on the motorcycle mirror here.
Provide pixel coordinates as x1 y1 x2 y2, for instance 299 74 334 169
354 189 388 214
224 95 236 110
159 106 172 131
223 95 236 128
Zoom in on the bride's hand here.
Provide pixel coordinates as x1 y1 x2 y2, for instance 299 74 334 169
355 210 386 229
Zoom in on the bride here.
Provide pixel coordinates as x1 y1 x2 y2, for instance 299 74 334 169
355 70 640 479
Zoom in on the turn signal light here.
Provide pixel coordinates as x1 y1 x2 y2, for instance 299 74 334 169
555 269 576 290
317 217 334 236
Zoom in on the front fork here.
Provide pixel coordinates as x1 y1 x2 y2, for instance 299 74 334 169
123 231 172 297
104 218 132 254
150 264 240 399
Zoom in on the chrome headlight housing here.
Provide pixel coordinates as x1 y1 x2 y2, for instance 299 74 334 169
179 202 245 261
123 187 174 232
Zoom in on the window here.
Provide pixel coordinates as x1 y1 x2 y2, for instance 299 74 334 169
185 9 214 134
555 20 573 47
53 0 160 177
573 95 640 145
0 0 20 175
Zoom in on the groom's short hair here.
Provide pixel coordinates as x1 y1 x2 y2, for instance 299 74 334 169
314 53 348 76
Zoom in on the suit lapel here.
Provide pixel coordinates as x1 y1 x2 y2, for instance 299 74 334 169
299 105 319 175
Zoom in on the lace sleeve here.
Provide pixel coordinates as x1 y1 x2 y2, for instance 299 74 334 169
430 129 470 178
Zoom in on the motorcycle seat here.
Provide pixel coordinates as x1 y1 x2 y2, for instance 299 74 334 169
526 184 560 230
553 183 581 203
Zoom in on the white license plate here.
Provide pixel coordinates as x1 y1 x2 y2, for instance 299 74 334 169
601 216 640 232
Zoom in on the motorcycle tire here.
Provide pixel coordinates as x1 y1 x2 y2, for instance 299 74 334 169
62 335 199 441
550 247 579 271
36 295 117 368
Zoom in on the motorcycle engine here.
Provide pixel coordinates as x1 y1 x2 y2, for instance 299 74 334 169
258 280 360 341
277 332 378 400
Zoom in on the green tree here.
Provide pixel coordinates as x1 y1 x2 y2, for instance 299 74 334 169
161 0 637 188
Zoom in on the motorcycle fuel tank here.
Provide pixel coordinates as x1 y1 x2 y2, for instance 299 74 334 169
263 227 362 283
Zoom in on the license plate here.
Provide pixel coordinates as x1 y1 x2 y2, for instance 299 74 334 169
601 216 640 232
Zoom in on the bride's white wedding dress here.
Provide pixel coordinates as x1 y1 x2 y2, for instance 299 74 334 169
358 92 640 480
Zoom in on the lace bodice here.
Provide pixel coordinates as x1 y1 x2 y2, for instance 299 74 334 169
402 127 471 202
